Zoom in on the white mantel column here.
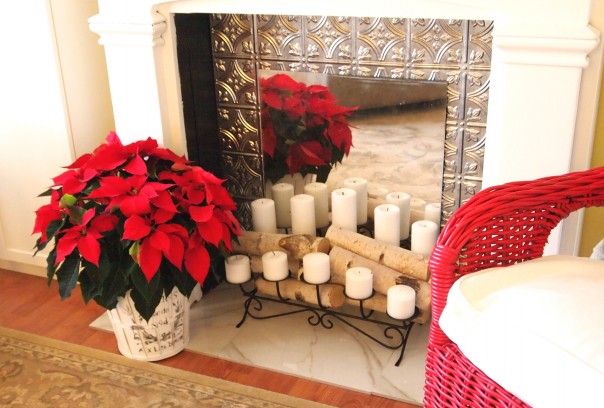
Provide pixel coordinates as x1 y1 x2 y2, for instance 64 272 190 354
483 24 599 254
88 6 169 146
483 25 600 186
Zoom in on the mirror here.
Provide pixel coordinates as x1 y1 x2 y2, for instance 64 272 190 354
258 70 448 211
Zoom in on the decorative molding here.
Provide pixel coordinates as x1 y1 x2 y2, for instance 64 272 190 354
494 28 600 67
88 12 168 47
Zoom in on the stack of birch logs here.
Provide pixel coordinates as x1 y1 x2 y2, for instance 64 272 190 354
232 226 431 324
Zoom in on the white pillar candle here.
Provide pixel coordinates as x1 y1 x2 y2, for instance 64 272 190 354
424 202 442 226
345 267 373 299
302 252 331 284
261 250 289 281
387 285 416 320
374 204 401 246
343 177 368 225
292 172 305 195
251 198 278 233
331 188 357 232
410 198 426 225
303 182 329 228
411 220 439 259
225 254 251 284
386 192 411 240
271 183 294 228
290 194 316 235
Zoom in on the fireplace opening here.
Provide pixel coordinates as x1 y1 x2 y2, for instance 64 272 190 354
174 14 493 227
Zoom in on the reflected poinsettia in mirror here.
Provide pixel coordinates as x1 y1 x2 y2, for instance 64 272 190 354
260 73 357 184
258 70 448 207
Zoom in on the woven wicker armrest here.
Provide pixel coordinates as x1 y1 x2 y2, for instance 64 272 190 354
424 166 604 408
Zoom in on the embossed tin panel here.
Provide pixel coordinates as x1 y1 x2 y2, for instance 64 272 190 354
206 14 493 226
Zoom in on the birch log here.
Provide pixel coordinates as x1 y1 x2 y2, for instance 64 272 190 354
255 278 345 308
233 231 330 260
325 226 429 281
329 246 430 323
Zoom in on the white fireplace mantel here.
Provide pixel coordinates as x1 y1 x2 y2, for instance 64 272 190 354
89 0 601 254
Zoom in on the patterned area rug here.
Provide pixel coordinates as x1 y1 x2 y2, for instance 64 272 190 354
0 327 331 407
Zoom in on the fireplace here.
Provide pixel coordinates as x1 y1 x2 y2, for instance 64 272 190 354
89 0 600 254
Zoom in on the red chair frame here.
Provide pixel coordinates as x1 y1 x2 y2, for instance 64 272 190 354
423 166 604 407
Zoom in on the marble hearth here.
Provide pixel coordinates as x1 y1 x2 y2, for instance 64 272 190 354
91 283 429 405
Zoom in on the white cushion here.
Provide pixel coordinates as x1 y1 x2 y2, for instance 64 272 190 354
439 255 604 408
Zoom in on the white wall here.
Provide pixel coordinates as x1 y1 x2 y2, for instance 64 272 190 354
0 0 114 276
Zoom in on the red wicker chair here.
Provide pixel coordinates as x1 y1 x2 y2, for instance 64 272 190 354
423 166 604 407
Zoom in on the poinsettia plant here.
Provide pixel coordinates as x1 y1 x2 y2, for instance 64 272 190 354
260 73 357 184
33 132 242 321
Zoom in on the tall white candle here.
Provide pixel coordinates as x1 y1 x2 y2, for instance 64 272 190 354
374 204 401 246
251 198 278 233
225 254 251 284
302 252 331 284
292 172 305 195
343 177 368 225
290 194 316 235
345 267 373 299
387 285 416 320
386 192 411 240
411 220 439 259
424 202 442 226
271 183 294 229
410 198 426 225
304 182 329 228
331 188 357 232
261 250 289 281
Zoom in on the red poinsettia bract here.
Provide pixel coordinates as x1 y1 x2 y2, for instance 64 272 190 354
260 73 357 182
33 132 242 314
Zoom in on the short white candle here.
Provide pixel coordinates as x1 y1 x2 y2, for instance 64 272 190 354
331 188 357 232
374 204 401 246
271 183 294 229
343 177 368 225
345 267 373 299
386 192 411 240
291 194 316 235
387 285 416 320
304 182 329 228
302 252 331 284
262 250 289 281
225 254 251 284
411 220 439 259
424 202 442 226
251 198 278 233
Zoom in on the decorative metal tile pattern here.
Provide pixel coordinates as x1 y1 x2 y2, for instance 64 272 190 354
207 14 493 227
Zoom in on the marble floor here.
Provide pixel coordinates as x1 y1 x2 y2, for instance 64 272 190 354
91 283 428 405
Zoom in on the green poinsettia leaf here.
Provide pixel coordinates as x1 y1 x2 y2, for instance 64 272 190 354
163 261 196 299
130 264 161 304
37 188 54 197
78 266 101 304
93 258 132 310
129 272 163 322
56 251 81 300
67 205 87 225
46 248 57 286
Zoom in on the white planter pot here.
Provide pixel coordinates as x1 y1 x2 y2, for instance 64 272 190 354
106 287 190 361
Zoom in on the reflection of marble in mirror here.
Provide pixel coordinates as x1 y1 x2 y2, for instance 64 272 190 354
259 70 448 209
